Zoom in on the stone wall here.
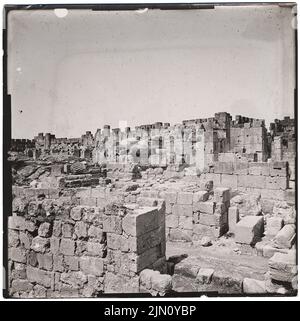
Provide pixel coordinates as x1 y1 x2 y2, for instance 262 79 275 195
164 187 230 243
7 188 167 298
199 160 289 193
230 125 268 161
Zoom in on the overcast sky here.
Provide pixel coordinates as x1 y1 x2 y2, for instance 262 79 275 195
7 5 296 139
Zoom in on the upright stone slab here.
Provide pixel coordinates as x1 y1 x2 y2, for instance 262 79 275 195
228 206 239 233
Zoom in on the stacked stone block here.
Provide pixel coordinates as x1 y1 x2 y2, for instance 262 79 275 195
165 187 230 242
104 202 167 293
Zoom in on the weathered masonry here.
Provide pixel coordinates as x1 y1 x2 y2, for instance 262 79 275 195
8 187 173 297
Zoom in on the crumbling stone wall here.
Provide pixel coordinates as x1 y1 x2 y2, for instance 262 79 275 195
7 187 167 298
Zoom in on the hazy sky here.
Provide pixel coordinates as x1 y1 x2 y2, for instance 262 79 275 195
7 5 296 139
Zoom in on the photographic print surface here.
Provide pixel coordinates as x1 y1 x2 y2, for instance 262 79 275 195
3 3 297 298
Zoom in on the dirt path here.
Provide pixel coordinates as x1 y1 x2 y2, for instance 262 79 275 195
166 238 270 280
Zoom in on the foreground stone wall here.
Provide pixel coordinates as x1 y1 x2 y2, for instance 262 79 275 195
7 188 167 298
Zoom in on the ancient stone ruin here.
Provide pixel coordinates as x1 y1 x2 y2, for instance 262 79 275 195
6 112 297 297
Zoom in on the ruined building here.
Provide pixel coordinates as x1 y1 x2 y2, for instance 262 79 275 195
6 111 296 297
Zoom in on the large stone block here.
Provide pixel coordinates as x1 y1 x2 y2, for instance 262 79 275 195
220 174 238 190
74 221 88 239
38 222 51 237
265 217 283 237
199 213 217 226
11 262 26 280
27 251 38 267
50 237 60 254
112 246 160 275
243 278 266 294
31 236 50 253
214 162 234 174
62 223 74 238
234 162 249 175
244 175 266 189
173 204 193 217
192 191 209 203
130 229 164 255
11 279 33 293
106 233 124 250
213 187 230 203
8 230 19 247
196 268 214 284
37 253 53 271
269 162 288 177
166 214 178 228
60 271 87 288
151 273 172 295
86 242 105 257
52 220 62 237
260 163 271 176
274 224 295 249
104 272 139 293
8 216 25 230
122 207 158 236
88 225 105 241
193 201 215 214
178 216 193 230
169 228 192 242
235 216 264 245
9 247 27 263
53 255 64 272
8 216 36 232
177 192 194 205
26 266 53 288
64 256 79 271
103 215 123 235
80 256 104 276
265 176 288 190
204 173 221 187
261 189 285 201
59 239 75 256
269 251 297 283
248 163 264 176
139 269 160 289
